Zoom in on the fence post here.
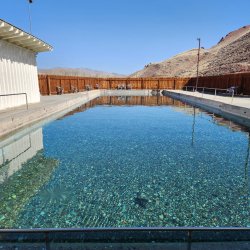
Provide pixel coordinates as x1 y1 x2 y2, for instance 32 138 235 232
142 78 145 89
77 77 79 91
83 78 86 90
47 75 51 95
215 89 217 96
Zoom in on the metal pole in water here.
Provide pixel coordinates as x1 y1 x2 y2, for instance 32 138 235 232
195 38 201 91
191 107 196 146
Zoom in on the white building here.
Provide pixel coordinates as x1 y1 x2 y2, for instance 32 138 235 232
0 19 52 110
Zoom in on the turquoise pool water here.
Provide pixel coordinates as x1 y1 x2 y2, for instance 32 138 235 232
0 96 249 228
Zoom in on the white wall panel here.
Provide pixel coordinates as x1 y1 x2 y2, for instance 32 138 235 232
0 39 40 110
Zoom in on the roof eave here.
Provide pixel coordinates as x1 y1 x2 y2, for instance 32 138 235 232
0 19 53 53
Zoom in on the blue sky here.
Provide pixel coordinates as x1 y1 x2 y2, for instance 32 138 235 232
1 0 249 75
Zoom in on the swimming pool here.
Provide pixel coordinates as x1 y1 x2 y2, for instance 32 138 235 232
0 96 249 229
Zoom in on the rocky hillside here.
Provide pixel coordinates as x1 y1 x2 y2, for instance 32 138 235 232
131 25 250 77
39 67 125 78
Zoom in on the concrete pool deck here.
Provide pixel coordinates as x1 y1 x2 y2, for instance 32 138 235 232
0 90 101 139
0 89 250 139
0 90 153 139
163 90 250 127
166 90 250 108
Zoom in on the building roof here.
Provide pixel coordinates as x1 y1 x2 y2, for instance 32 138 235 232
0 19 53 52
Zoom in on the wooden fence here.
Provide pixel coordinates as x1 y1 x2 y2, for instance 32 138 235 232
38 72 250 95
38 75 190 95
187 72 250 94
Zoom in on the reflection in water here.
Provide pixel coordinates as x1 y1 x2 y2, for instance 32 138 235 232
244 134 250 207
191 107 196 147
60 96 248 134
245 134 250 178
0 129 43 184
0 128 59 228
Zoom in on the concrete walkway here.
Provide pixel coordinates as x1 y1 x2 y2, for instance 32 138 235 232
164 90 250 127
0 89 152 139
167 90 250 109
0 90 100 139
1 89 250 139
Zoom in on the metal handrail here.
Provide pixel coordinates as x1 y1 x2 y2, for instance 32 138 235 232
183 86 236 100
184 86 229 92
0 93 28 110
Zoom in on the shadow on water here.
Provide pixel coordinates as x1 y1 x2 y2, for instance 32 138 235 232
134 193 148 209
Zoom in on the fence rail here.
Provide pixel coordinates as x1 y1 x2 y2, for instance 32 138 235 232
0 227 249 249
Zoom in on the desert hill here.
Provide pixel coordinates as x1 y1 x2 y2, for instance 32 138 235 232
131 25 250 77
39 67 125 78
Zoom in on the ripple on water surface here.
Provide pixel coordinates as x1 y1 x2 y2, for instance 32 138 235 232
0 97 249 228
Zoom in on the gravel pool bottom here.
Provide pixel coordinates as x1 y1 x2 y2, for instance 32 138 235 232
0 96 249 228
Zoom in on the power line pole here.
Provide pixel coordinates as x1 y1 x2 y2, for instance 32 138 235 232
195 38 201 91
27 0 33 34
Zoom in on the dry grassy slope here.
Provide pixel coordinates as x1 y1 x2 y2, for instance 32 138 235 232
131 25 250 77
39 67 125 78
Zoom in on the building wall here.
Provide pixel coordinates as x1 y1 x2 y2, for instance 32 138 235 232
0 39 40 110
